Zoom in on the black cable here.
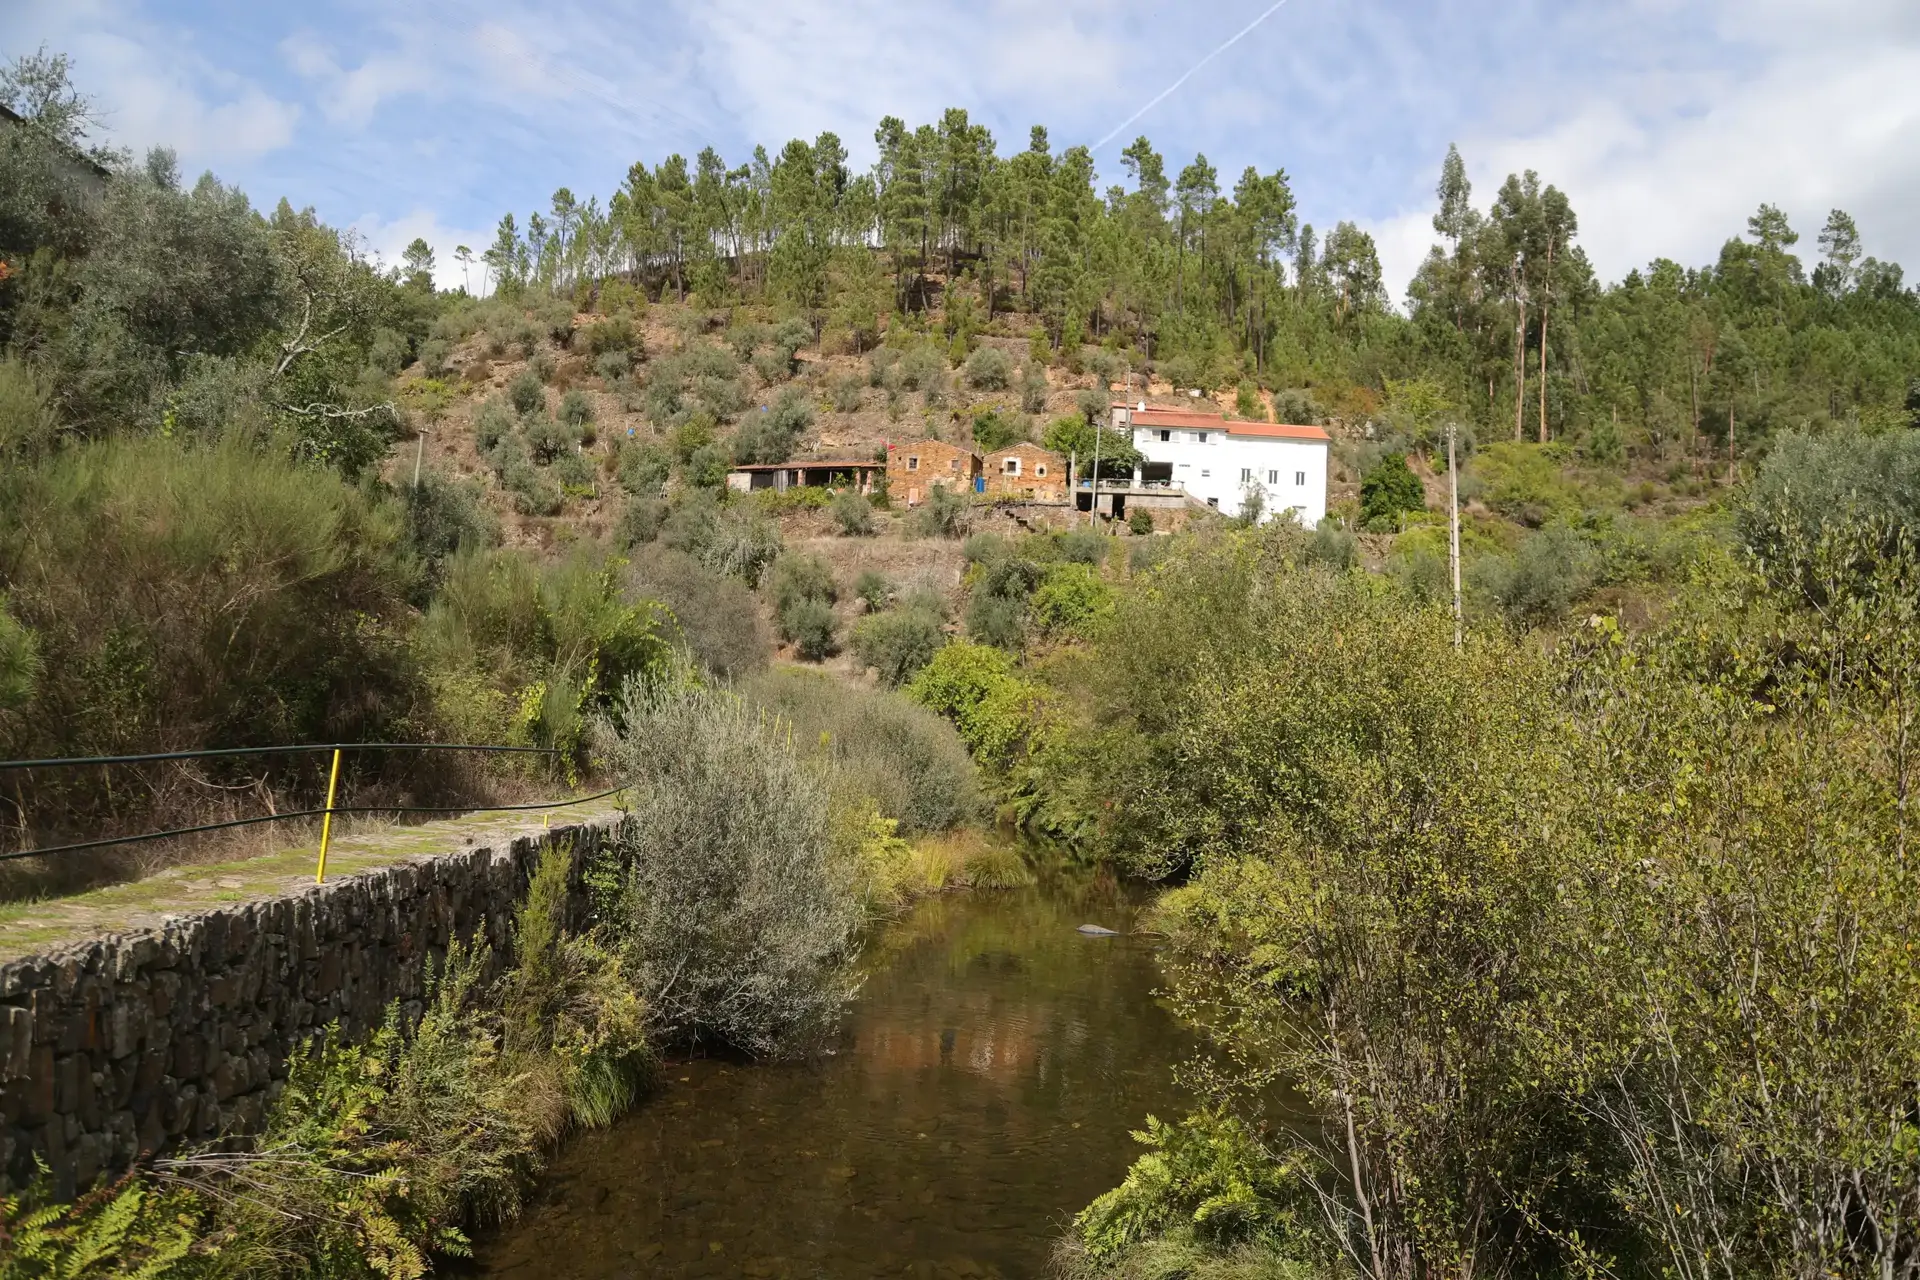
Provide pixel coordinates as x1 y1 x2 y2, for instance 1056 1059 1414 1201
0 787 629 862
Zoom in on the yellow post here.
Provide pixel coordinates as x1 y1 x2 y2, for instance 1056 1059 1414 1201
315 747 343 884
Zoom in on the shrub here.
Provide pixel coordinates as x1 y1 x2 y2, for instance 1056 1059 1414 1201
770 317 812 367
1740 428 1920 589
1269 387 1322 424
1234 381 1268 421
965 592 1026 649
897 344 946 394
558 388 595 428
626 548 771 680
593 349 632 382
1031 563 1116 639
1128 507 1155 536
831 490 875 535
831 375 865 412
1469 524 1598 627
590 678 863 1057
782 597 839 661
1056 528 1109 565
618 496 668 548
1470 441 1581 527
506 461 564 516
617 439 672 495
1359 452 1425 530
524 413 576 464
474 395 515 452
701 504 783 586
971 408 1024 452
851 606 948 688
508 370 545 415
743 667 979 832
529 350 557 383
963 533 1010 567
578 315 639 359
854 569 892 611
419 337 454 379
403 470 499 594
1306 518 1358 570
963 344 1014 390
685 442 730 488
912 484 972 538
553 449 597 492
769 552 838 618
868 346 900 388
1019 363 1050 414
734 386 813 464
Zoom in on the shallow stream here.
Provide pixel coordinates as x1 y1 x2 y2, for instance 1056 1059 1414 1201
475 880 1192 1279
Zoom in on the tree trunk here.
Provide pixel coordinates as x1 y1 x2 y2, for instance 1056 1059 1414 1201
1538 238 1553 443
1512 264 1527 442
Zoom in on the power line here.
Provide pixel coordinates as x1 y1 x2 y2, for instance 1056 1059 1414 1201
1090 0 1298 152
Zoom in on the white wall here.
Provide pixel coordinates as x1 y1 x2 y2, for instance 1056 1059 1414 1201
1130 425 1328 526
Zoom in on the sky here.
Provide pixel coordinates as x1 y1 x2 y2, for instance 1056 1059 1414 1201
8 0 1920 303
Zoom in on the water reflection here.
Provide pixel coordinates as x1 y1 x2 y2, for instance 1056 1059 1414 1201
475 880 1192 1279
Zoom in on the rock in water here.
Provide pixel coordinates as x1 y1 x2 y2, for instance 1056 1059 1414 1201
1076 924 1120 937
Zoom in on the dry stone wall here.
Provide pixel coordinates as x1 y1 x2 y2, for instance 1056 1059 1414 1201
0 817 617 1196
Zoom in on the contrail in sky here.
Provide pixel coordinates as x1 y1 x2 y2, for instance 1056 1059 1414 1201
1091 0 1297 151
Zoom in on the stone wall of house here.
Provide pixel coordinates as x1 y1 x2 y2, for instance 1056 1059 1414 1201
0 816 620 1195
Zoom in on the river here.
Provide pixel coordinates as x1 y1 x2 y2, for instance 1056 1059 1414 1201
474 878 1192 1279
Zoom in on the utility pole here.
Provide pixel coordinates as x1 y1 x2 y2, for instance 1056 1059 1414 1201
1448 424 1462 650
1089 416 1102 529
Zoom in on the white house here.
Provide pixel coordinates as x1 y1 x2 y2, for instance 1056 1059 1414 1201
1111 403 1330 526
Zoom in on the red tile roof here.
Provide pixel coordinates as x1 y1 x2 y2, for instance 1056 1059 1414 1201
1123 404 1330 442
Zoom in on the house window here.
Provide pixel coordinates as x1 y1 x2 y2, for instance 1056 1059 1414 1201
907 456 920 472
949 458 960 472
1207 497 1220 508
1036 464 1047 477
1197 431 1209 443
1240 467 1252 483
1267 469 1278 485
1003 458 1021 476
1295 471 1306 486
1158 429 1171 442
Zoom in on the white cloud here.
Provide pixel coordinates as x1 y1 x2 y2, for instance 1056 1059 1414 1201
353 208 499 293
1359 0 1920 304
279 30 435 129
7 0 300 166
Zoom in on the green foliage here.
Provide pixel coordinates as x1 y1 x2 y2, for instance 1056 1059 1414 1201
830 490 874 535
1233 382 1267 421
1074 1113 1305 1262
557 388 594 429
1019 363 1050 414
854 570 892 612
0 595 41 717
910 483 972 538
615 439 671 495
1128 507 1155 536
965 592 1027 650
906 640 1039 773
626 547 771 681
1468 523 1599 626
590 678 864 1057
1739 428 1920 583
1043 417 1141 479
0 1167 197 1278
781 598 838 661
850 604 948 688
1304 518 1357 569
0 356 58 461
1030 563 1116 639
733 386 813 464
400 470 498 596
1358 451 1424 530
830 374 864 413
743 667 979 833
1469 441 1581 526
507 370 544 415
970 408 1024 452
418 547 669 755
962 344 1013 390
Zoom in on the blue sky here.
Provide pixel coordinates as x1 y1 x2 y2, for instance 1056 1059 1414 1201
10 0 1920 301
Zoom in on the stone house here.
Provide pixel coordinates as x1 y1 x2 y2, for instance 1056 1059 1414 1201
982 442 1068 503
886 439 981 506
